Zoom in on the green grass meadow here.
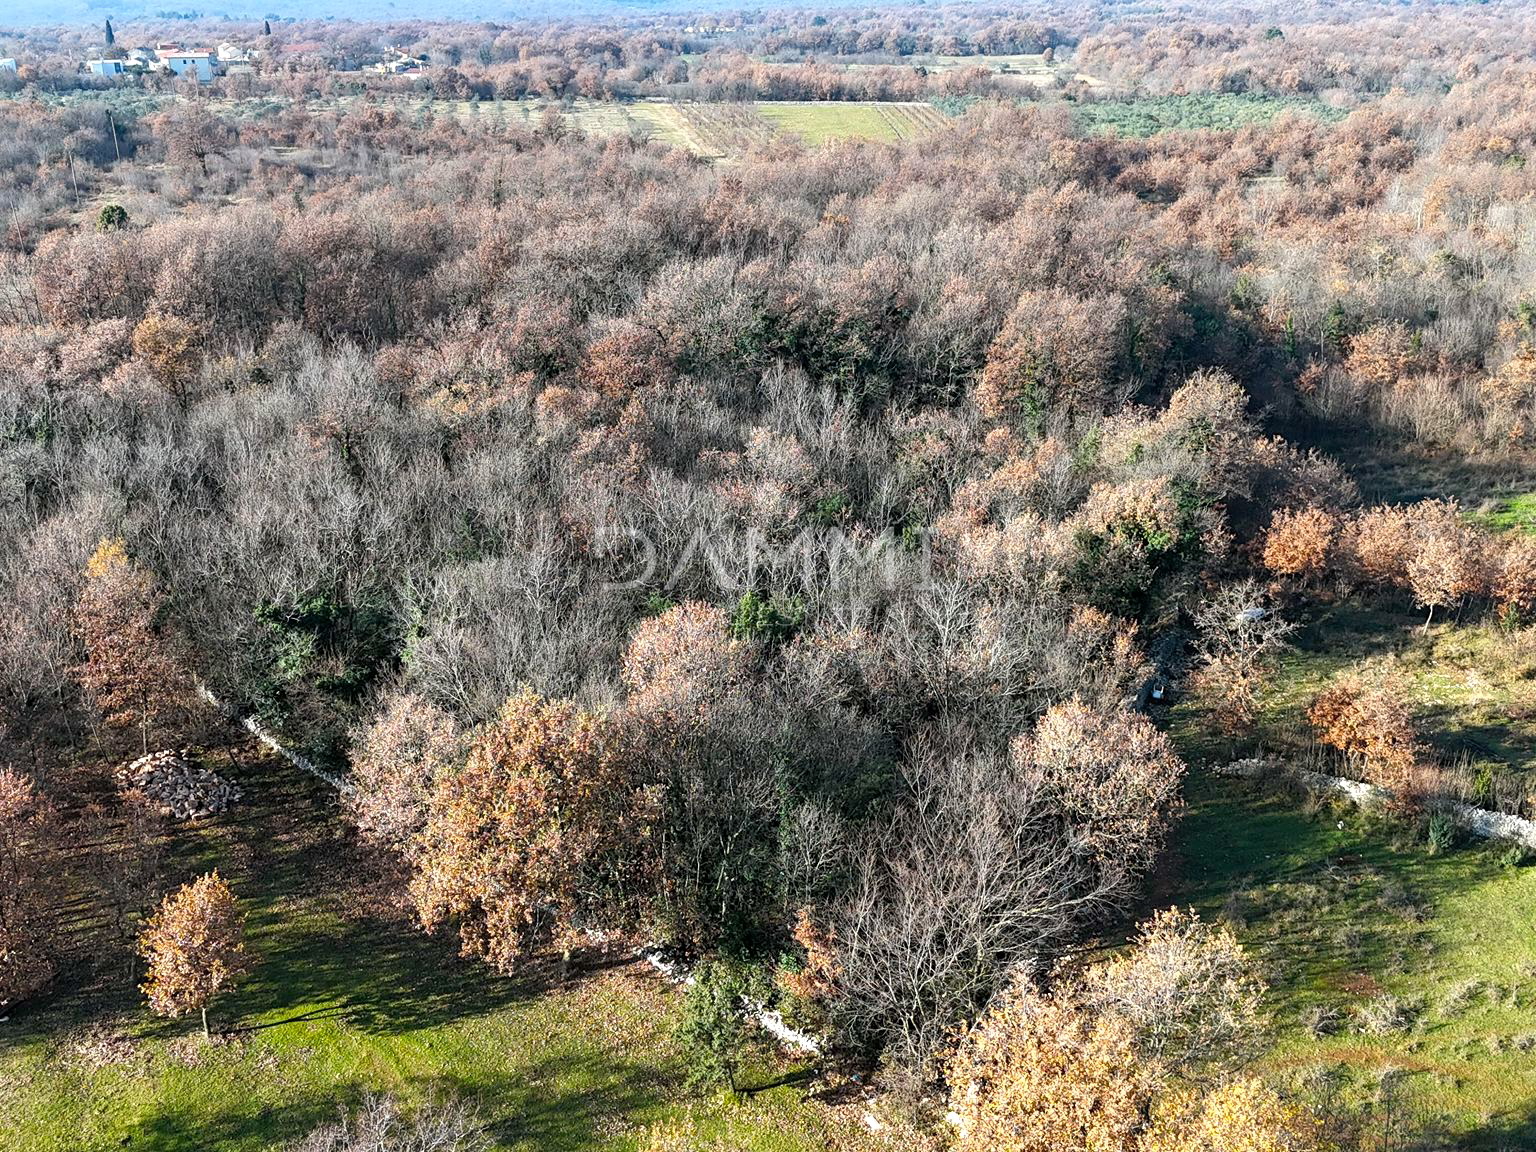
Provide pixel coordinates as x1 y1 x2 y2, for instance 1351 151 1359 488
1168 769 1536 1147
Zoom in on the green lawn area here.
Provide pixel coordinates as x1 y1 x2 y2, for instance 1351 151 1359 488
1173 603 1536 781
0 751 869 1152
1166 769 1536 1146
1471 491 1536 536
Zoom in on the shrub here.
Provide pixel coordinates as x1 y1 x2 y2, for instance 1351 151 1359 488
728 589 805 645
1300 1004 1343 1038
677 957 769 1095
1352 994 1418 1035
96 203 129 232
138 871 249 1036
1426 811 1457 855
131 311 204 390
1497 842 1530 869
1307 673 1421 793
289 1094 490 1152
1262 505 1338 581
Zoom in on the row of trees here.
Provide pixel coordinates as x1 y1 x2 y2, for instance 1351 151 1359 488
1264 498 1536 627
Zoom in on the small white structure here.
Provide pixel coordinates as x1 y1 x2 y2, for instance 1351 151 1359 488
0 58 17 72
369 51 426 75
159 49 213 82
87 58 127 76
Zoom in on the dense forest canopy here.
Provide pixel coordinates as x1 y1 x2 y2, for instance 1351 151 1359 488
5 2 1536 1149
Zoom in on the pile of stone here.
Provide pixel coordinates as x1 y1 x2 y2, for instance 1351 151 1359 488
115 749 242 819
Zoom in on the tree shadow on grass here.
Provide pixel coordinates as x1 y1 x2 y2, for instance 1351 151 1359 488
121 1086 365 1152
423 1049 692 1152
116 1032 695 1152
226 910 534 1037
228 1005 349 1033
1167 772 1523 994
741 1066 816 1097
1457 1106 1536 1152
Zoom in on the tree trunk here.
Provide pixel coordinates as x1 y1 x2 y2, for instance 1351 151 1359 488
201 1006 209 1038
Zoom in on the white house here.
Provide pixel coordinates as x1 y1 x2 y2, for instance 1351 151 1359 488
0 58 17 72
87 58 127 76
159 49 213 82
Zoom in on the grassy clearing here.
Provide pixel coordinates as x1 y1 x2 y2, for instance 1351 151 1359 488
1267 610 1536 775
1172 602 1536 781
1471 491 1536 536
1166 769 1536 1147
1075 92 1346 137
843 52 1062 81
0 749 884 1152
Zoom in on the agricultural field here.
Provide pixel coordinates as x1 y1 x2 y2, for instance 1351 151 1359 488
1075 92 1349 137
753 101 948 146
344 97 954 157
843 51 1085 87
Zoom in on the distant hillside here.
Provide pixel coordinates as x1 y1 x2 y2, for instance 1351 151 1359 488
2 0 855 30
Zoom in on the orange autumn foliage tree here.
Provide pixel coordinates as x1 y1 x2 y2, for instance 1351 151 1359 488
73 538 191 753
1016 699 1186 878
1344 320 1419 390
131 312 202 390
1262 506 1339 582
1346 505 1416 589
1307 674 1421 792
1142 1078 1329 1152
411 689 652 973
138 870 249 1036
949 975 1152 1152
1494 536 1536 619
949 909 1291 1152
345 689 463 859
976 288 1127 429
1404 500 1483 629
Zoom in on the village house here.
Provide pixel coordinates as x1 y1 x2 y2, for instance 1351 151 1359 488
369 51 429 75
87 58 127 76
0 58 17 72
158 46 214 82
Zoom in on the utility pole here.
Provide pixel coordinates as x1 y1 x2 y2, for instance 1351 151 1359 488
106 109 121 162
